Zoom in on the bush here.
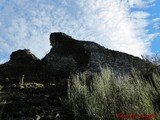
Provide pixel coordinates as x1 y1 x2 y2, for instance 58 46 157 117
67 68 160 120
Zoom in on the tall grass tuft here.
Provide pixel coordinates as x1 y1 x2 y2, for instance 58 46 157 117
67 67 160 120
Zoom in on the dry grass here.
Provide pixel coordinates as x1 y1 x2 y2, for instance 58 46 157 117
67 68 160 120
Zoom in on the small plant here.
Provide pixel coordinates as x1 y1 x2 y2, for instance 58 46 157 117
24 82 44 89
19 75 25 89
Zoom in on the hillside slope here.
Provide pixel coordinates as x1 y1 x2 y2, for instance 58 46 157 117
0 32 159 119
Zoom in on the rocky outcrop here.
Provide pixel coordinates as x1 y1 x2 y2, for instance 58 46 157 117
42 32 91 80
10 49 39 64
0 49 41 86
0 32 159 120
43 32 157 78
0 32 158 84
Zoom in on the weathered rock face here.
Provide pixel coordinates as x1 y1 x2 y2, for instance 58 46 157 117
10 49 39 64
43 32 157 77
0 49 41 85
0 32 158 84
42 32 91 79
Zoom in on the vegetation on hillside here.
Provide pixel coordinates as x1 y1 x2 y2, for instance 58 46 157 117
0 54 160 119
67 67 160 120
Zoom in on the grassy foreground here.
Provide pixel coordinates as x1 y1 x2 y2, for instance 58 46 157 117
67 68 160 120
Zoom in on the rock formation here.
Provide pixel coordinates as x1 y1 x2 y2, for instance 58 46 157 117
0 32 159 84
0 32 159 119
43 32 158 78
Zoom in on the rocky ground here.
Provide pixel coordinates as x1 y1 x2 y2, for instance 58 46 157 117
0 81 73 120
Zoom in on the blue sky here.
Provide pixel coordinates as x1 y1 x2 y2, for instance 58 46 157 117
146 0 160 53
0 0 160 63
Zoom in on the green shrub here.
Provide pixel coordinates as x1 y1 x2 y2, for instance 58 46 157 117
67 68 160 120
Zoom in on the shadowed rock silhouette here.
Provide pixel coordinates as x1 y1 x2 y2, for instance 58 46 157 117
0 32 159 119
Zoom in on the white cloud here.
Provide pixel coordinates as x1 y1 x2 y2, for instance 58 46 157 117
0 0 158 64
128 0 155 8
72 0 156 56
153 18 160 22
131 11 150 18
153 23 160 30
152 18 160 30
